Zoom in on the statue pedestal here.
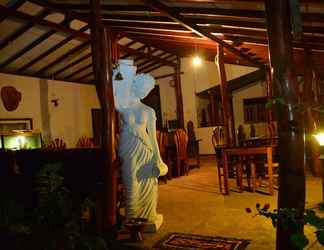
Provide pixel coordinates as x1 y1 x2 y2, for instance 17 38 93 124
143 214 163 233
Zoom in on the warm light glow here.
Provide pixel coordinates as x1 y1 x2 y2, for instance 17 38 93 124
192 56 202 67
313 132 324 146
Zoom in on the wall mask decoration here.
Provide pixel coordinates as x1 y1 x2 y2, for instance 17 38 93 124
1 86 22 111
51 98 59 107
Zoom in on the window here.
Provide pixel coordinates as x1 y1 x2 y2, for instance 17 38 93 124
243 97 267 123
196 91 223 127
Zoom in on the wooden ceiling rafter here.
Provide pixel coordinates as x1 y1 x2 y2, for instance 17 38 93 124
119 42 176 67
75 71 93 83
0 9 51 51
64 62 92 81
141 63 165 74
141 0 264 68
47 3 324 25
136 51 169 68
0 18 72 69
27 0 88 23
17 24 90 73
35 41 91 76
133 48 160 64
116 27 198 39
52 52 92 77
138 54 177 73
0 0 27 23
0 5 89 41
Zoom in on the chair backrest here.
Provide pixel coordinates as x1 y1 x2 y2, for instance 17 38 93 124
45 138 66 150
212 130 223 162
156 130 168 159
173 129 188 159
76 136 94 148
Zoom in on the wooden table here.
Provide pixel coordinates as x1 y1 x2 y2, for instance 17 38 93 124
222 146 275 195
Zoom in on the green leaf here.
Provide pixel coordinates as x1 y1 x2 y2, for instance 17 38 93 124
265 100 273 109
276 97 286 105
290 232 309 249
316 230 324 245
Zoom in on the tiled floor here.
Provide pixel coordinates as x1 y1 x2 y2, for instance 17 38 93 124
114 156 323 250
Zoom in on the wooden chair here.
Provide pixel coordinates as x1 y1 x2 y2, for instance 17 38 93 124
173 129 189 176
186 120 201 169
76 136 94 148
45 138 66 150
212 130 226 193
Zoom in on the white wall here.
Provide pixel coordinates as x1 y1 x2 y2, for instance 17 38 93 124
0 73 100 148
47 79 100 147
181 58 259 154
152 58 262 155
151 66 177 122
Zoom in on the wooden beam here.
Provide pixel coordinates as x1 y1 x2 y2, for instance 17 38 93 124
209 91 217 125
265 1 305 249
35 41 90 76
18 25 90 73
0 18 69 69
0 9 50 51
106 20 187 31
75 71 93 82
0 0 27 23
90 0 117 233
42 3 149 12
28 0 88 23
102 14 171 23
174 57 184 128
141 63 164 73
136 50 166 67
0 5 89 41
216 45 234 148
114 27 196 38
120 44 176 66
52 52 92 76
138 55 175 72
64 63 92 80
142 1 264 67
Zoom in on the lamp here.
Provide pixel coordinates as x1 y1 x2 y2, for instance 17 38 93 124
313 132 324 146
192 56 202 67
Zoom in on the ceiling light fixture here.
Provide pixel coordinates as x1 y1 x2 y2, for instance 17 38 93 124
192 56 202 67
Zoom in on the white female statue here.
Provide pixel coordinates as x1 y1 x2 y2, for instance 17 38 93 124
113 59 168 232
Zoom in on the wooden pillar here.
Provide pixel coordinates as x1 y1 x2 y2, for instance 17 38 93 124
229 94 236 146
216 45 234 146
90 0 117 234
265 1 305 249
174 57 184 128
265 68 274 124
209 91 216 125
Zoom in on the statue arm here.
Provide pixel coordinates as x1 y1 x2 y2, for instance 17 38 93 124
147 109 168 176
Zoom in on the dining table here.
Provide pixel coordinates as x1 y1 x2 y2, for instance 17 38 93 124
222 146 275 195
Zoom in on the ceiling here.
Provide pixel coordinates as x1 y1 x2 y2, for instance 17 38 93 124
1 0 324 84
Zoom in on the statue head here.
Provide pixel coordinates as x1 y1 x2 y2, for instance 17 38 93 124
132 73 155 99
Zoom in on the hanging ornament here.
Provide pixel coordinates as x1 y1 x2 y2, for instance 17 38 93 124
114 63 124 81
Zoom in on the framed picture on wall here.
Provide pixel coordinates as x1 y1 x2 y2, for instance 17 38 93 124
0 118 33 132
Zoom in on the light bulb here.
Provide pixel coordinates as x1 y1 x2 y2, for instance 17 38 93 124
192 56 202 67
314 132 324 146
